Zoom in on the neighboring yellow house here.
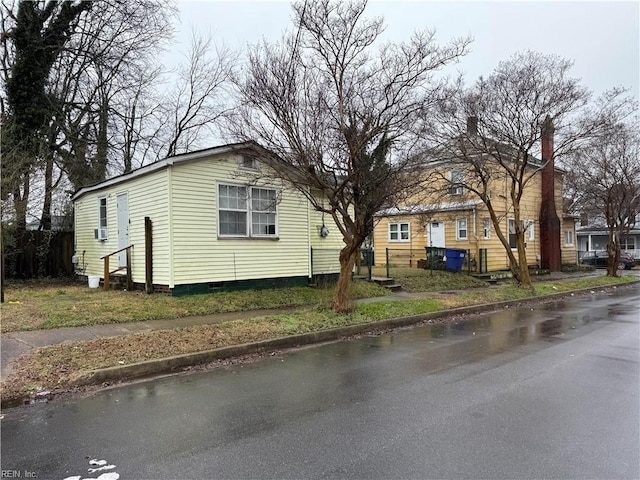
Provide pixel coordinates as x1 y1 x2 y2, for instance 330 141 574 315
72 142 344 294
373 147 576 273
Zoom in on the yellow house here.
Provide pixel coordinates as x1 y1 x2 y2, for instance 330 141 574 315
373 140 577 273
71 142 344 294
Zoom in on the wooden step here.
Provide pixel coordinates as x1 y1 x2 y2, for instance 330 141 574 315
383 284 402 292
370 276 396 286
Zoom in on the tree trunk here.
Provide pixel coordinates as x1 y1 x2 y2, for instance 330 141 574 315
515 234 533 288
40 155 54 230
606 232 619 277
332 244 359 313
13 176 29 233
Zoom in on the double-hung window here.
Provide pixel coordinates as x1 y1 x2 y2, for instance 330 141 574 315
456 217 468 240
528 220 535 241
251 187 277 236
508 219 517 249
564 230 574 246
389 223 409 242
508 219 527 248
449 168 464 195
218 184 277 238
95 196 108 240
483 218 491 239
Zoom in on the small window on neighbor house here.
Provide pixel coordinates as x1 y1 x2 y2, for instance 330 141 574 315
564 230 574 246
620 236 636 250
449 168 464 195
508 219 516 249
483 218 491 239
389 223 409 242
456 217 468 240
528 220 535 241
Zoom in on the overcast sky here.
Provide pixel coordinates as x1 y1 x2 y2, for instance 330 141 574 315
170 0 639 100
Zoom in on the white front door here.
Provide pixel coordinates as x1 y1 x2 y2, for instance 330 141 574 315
427 221 445 248
116 193 129 267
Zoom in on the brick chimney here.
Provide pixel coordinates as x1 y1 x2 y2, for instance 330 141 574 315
539 116 561 271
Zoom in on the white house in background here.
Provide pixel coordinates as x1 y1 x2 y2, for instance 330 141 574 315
576 214 640 260
71 142 344 295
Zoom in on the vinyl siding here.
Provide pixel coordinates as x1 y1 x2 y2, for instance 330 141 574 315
73 169 171 284
562 217 578 265
170 156 338 285
372 167 573 272
308 195 344 274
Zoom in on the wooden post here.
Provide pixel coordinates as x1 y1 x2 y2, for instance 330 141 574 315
126 247 133 291
104 255 110 291
145 217 153 294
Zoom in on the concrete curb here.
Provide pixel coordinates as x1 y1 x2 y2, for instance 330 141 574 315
3 280 637 409
71 281 640 387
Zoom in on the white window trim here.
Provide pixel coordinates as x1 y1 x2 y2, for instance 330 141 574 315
564 230 574 246
456 217 468 241
96 196 108 241
389 222 410 242
217 182 278 239
483 218 491 240
528 220 535 241
449 168 464 195
508 218 516 249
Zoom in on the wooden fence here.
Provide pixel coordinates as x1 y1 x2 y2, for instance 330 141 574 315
2 230 74 278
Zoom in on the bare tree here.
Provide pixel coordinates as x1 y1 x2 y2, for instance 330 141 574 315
227 0 470 312
49 0 176 191
161 32 235 158
564 114 640 276
1 0 92 230
430 51 624 288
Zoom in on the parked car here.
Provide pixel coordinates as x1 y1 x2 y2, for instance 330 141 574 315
581 251 636 270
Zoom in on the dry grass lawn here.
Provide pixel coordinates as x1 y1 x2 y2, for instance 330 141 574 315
2 274 636 404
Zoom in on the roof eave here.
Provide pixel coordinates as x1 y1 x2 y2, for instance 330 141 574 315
71 142 256 202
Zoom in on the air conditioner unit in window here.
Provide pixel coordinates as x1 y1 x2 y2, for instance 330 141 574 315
94 228 108 240
449 186 463 195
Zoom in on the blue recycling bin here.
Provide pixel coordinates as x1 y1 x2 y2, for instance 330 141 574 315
444 248 466 272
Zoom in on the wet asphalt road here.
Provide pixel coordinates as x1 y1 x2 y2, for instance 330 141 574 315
2 288 639 480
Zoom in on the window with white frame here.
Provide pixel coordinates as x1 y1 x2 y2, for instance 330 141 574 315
508 219 516 249
564 230 574 246
528 220 535 241
508 219 527 248
456 217 468 240
218 184 277 237
449 168 464 195
620 236 636 250
96 196 108 240
483 218 491 239
251 187 277 235
389 222 409 242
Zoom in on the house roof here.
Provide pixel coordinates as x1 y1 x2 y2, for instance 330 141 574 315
576 226 640 236
375 199 483 217
419 134 566 174
71 141 261 202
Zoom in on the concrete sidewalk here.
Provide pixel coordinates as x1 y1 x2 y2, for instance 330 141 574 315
0 269 615 382
0 290 446 381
